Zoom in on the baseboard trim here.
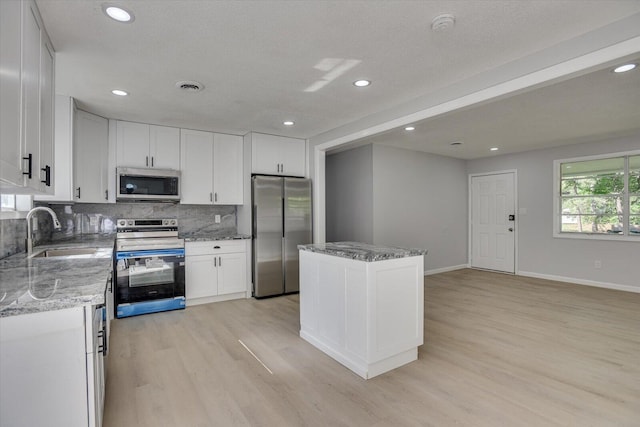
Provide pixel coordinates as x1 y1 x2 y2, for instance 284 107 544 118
424 264 469 276
518 270 640 294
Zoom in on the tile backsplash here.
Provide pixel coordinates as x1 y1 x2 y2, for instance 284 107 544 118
1 219 27 259
32 202 237 242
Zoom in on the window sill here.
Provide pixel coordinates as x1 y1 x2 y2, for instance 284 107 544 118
553 231 640 242
0 211 27 220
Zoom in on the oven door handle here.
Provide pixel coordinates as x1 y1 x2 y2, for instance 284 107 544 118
116 248 185 259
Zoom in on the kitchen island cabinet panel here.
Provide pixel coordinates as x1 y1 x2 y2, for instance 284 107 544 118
299 242 426 379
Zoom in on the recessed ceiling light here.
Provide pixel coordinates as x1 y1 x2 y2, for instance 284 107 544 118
490 147 499 151
353 80 371 87
613 63 636 73
283 121 295 126
404 126 415 131
102 5 134 23
111 89 128 96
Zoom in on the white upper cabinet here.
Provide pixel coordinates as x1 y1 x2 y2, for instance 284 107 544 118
0 0 55 193
74 110 109 203
251 132 306 177
116 121 180 169
181 129 243 205
213 133 243 205
116 121 148 168
34 95 75 202
150 125 180 169
180 129 214 205
21 0 42 192
38 38 55 193
0 0 24 187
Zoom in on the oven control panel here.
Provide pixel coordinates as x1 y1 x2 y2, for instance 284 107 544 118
116 218 178 229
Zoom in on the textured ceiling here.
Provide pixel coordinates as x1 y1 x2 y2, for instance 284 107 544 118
36 0 640 157
352 61 640 159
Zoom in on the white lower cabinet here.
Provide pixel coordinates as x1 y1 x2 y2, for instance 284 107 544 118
185 240 249 305
0 304 106 427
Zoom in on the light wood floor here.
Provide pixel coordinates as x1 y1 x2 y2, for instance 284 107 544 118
103 269 640 427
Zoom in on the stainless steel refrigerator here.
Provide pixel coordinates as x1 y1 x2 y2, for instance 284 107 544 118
252 175 312 298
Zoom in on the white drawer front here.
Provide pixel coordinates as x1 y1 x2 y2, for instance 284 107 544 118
186 240 246 256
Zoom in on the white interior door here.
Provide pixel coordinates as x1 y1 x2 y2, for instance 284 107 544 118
471 172 515 273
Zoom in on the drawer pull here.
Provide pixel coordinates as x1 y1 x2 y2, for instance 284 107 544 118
214 246 221 249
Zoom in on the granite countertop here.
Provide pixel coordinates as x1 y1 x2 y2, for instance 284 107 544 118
298 241 427 262
182 233 251 242
0 236 114 318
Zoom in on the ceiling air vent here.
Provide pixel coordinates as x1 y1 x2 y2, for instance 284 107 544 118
175 81 204 92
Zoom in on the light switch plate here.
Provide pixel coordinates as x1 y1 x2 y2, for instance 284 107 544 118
215 215 221 223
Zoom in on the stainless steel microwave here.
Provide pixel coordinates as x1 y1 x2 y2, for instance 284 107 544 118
116 167 181 201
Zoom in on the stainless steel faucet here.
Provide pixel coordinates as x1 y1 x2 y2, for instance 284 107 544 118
26 207 62 255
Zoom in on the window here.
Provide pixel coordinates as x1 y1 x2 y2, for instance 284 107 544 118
554 151 640 240
1 194 16 211
0 194 32 218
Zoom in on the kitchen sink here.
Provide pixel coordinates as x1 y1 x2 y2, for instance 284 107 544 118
30 248 102 258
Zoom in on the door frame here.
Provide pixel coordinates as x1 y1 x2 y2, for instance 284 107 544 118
468 169 518 274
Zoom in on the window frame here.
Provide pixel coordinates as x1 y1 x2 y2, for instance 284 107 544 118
553 149 640 241
0 195 32 219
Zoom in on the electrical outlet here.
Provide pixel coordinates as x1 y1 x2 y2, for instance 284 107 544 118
215 215 221 224
594 260 602 269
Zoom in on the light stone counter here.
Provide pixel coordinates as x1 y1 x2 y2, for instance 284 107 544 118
0 236 114 317
182 233 251 242
298 241 427 262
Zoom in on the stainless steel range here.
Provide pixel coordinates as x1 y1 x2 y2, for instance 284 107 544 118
114 218 185 318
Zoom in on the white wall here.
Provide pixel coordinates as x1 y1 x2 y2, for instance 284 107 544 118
372 145 468 272
325 144 468 273
467 133 640 290
326 145 373 243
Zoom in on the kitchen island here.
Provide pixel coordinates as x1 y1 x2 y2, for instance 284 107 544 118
298 242 427 379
